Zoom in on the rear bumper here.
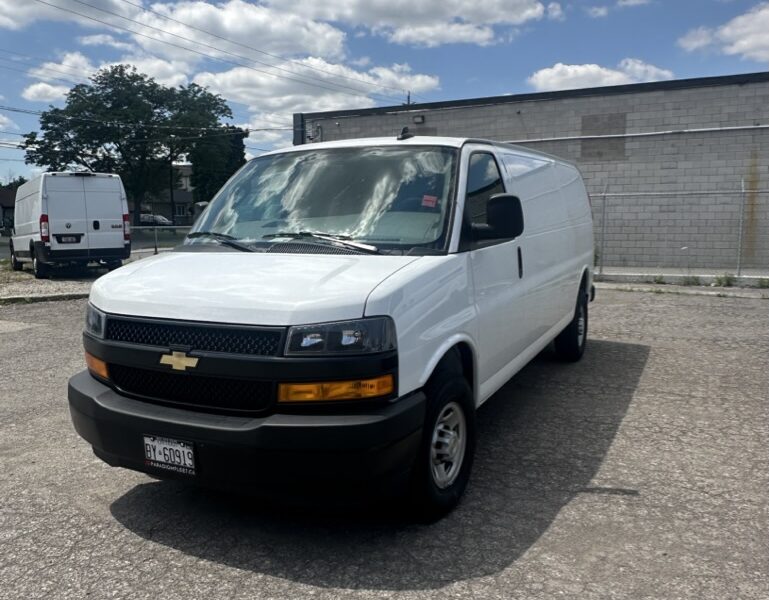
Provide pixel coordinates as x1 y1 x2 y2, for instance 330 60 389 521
68 370 426 495
35 242 130 264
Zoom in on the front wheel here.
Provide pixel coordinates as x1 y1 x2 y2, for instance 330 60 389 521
410 371 475 521
554 289 588 362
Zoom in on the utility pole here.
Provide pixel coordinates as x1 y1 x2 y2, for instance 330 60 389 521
168 134 176 225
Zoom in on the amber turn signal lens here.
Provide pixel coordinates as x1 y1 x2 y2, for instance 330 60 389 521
85 351 109 380
278 374 394 403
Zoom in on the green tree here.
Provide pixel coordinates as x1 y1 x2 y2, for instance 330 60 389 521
24 65 245 224
190 126 247 204
0 175 27 190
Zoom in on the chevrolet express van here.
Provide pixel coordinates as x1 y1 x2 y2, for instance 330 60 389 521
68 136 594 518
10 172 130 278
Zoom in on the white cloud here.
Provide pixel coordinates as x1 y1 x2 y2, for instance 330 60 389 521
547 2 565 21
130 0 346 63
265 0 546 46
78 34 135 52
0 0 139 30
194 58 439 115
677 26 714 52
29 52 95 84
617 0 650 6
388 23 496 47
110 56 191 87
586 6 609 18
528 58 673 91
617 58 673 81
22 82 70 102
679 3 769 63
0 114 18 129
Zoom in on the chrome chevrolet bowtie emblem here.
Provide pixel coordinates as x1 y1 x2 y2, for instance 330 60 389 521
159 351 199 371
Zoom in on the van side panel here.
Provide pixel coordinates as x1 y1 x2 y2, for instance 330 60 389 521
500 152 569 346
11 176 43 257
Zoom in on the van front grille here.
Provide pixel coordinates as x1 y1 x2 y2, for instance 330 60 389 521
105 318 283 356
109 364 274 415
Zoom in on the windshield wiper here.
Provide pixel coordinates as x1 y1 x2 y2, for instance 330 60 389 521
187 231 256 252
262 231 380 254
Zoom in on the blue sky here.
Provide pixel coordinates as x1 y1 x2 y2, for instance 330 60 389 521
1 0 767 180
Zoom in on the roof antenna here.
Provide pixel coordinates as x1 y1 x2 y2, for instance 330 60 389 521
397 126 413 141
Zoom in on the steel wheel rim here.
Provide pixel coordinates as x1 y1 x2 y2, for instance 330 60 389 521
577 304 586 347
430 401 467 489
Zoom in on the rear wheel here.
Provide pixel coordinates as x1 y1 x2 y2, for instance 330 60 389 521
9 243 22 271
410 355 475 521
32 254 49 279
554 288 588 362
106 260 122 271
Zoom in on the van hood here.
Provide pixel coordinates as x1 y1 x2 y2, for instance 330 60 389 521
90 250 421 326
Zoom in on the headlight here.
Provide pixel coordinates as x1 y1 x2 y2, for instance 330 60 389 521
285 317 396 356
85 304 106 339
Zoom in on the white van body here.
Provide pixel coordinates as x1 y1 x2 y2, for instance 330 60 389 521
10 172 130 274
69 137 594 517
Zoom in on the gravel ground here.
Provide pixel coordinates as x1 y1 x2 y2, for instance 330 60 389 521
0 291 767 599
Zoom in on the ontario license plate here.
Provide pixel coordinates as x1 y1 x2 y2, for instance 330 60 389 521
61 236 77 243
143 435 196 476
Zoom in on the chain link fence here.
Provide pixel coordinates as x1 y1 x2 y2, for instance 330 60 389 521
592 183 769 278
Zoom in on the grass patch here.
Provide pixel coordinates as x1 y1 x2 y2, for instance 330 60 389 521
652 274 665 284
681 275 701 286
714 273 735 287
757 278 769 289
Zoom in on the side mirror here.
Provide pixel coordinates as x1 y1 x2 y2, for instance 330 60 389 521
484 193 524 240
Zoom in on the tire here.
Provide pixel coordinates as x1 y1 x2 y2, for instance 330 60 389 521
106 260 122 271
410 357 476 521
9 243 22 271
554 288 588 362
32 253 48 279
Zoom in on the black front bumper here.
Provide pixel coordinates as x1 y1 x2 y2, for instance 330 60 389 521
35 241 130 264
68 371 426 495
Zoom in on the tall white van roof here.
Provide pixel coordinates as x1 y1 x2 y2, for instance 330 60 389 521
44 172 121 178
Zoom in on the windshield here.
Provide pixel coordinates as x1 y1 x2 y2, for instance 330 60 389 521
190 145 458 253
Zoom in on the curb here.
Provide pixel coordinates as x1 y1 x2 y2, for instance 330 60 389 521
0 292 90 306
595 282 769 300
595 272 769 288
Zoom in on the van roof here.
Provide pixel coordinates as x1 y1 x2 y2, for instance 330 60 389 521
43 172 120 178
260 136 572 165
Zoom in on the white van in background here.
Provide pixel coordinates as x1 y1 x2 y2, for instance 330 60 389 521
69 137 594 519
10 172 131 278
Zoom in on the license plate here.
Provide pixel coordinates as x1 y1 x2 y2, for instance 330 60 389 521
60 236 78 243
143 435 196 476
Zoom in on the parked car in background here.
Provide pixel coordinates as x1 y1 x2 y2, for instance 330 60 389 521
140 214 172 226
68 136 594 519
10 172 130 278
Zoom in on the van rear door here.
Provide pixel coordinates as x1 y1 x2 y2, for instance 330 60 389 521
45 174 89 254
84 175 124 250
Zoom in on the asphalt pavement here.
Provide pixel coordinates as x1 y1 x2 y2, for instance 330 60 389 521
0 291 767 599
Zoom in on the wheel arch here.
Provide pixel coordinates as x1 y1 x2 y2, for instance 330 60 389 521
419 336 478 406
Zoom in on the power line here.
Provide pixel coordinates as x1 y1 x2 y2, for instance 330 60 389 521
0 61 83 87
69 0 405 103
33 0 401 104
0 103 288 133
113 0 418 100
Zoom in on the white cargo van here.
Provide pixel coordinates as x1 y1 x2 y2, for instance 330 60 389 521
10 172 130 277
68 137 594 518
